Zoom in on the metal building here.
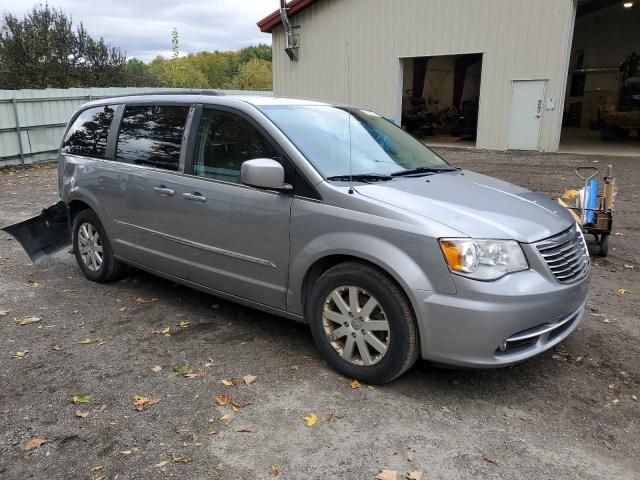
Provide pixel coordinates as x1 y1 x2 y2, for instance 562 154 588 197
258 0 640 153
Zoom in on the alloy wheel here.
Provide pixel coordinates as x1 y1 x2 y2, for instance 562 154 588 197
78 222 103 272
322 286 390 366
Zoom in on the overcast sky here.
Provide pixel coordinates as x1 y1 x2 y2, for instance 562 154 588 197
0 0 275 61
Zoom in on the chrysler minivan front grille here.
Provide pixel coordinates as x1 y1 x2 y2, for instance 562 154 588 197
535 225 590 283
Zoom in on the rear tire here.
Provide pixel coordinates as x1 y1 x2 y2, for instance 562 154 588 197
597 234 609 257
72 209 126 282
307 262 420 384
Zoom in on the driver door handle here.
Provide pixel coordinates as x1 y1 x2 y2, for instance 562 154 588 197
153 186 175 196
182 192 207 202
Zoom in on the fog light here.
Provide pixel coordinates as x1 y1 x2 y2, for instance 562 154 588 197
499 340 508 352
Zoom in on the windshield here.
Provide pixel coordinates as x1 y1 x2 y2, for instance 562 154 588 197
260 105 451 178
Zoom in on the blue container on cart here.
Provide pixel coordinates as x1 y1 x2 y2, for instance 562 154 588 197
583 178 598 225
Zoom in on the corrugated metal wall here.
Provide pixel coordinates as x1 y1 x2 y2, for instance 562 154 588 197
0 87 272 166
271 0 577 151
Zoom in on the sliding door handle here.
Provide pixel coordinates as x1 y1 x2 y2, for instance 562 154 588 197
182 192 207 202
153 186 175 196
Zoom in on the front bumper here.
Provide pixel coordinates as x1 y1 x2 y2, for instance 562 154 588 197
413 266 589 368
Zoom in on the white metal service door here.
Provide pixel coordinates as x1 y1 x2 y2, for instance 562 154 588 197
508 80 545 150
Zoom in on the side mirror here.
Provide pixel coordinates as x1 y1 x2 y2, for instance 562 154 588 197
241 159 292 192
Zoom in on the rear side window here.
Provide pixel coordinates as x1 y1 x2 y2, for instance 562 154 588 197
62 105 115 158
116 105 189 171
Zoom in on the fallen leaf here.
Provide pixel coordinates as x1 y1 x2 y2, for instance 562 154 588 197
483 455 498 465
172 366 189 377
117 307 127 312
232 405 240 413
183 373 200 379
207 430 218 436
151 366 162 373
575 356 583 363
243 374 257 385
617 288 626 295
152 460 168 468
632 395 638 402
236 427 252 433
91 465 104 472
608 383 616 389
136 297 158 304
219 414 230 421
350 379 361 389
407 471 423 480
221 378 236 386
215 394 232 406
14 316 42 325
177 320 190 328
72 395 91 404
0 309 8 316
24 438 47 450
14 350 29 358
303 413 318 427
171 452 189 463
133 395 160 411
624 264 635 269
97 340 108 345
75 410 89 418
120 450 133 455
79 338 93 344
376 469 397 480
53 345 63 351
27 280 39 288
612 398 620 404
326 413 342 422
271 464 280 476
98 404 107 413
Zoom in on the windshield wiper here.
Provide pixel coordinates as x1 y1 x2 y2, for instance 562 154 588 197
391 166 458 177
327 173 393 182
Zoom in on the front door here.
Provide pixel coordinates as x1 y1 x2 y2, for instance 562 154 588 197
176 107 292 310
508 80 545 150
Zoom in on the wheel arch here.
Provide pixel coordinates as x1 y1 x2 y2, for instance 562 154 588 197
65 190 111 233
293 246 432 328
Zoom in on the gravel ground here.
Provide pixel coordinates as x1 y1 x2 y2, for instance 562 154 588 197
0 150 638 480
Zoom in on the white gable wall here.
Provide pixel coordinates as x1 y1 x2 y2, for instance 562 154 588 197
271 0 577 152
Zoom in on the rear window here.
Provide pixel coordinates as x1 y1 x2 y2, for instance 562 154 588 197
116 105 189 171
62 105 115 158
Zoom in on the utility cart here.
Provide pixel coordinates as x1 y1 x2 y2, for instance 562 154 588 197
557 165 616 257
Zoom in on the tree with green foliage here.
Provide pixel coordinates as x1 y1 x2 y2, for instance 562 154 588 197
228 58 272 90
0 4 127 89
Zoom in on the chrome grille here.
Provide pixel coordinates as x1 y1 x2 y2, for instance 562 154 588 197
535 225 590 283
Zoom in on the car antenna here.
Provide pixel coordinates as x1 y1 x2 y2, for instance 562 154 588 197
346 40 354 195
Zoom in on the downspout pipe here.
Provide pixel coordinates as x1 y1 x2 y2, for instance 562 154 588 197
280 0 298 61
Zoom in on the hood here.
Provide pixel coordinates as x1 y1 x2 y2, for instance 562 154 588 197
354 170 573 243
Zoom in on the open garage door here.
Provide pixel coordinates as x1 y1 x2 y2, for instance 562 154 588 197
400 53 482 149
560 0 640 156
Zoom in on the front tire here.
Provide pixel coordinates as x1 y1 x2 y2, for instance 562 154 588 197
73 209 126 282
307 262 420 384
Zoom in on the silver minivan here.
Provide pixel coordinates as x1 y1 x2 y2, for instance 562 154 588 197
4 94 590 383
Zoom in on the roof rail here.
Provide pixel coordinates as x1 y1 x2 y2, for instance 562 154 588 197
106 90 225 98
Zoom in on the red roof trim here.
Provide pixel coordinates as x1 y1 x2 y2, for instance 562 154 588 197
257 0 318 33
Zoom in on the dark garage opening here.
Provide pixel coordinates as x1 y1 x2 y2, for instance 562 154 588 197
401 53 482 148
561 0 640 156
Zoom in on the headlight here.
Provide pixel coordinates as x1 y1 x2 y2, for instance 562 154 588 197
439 238 528 280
